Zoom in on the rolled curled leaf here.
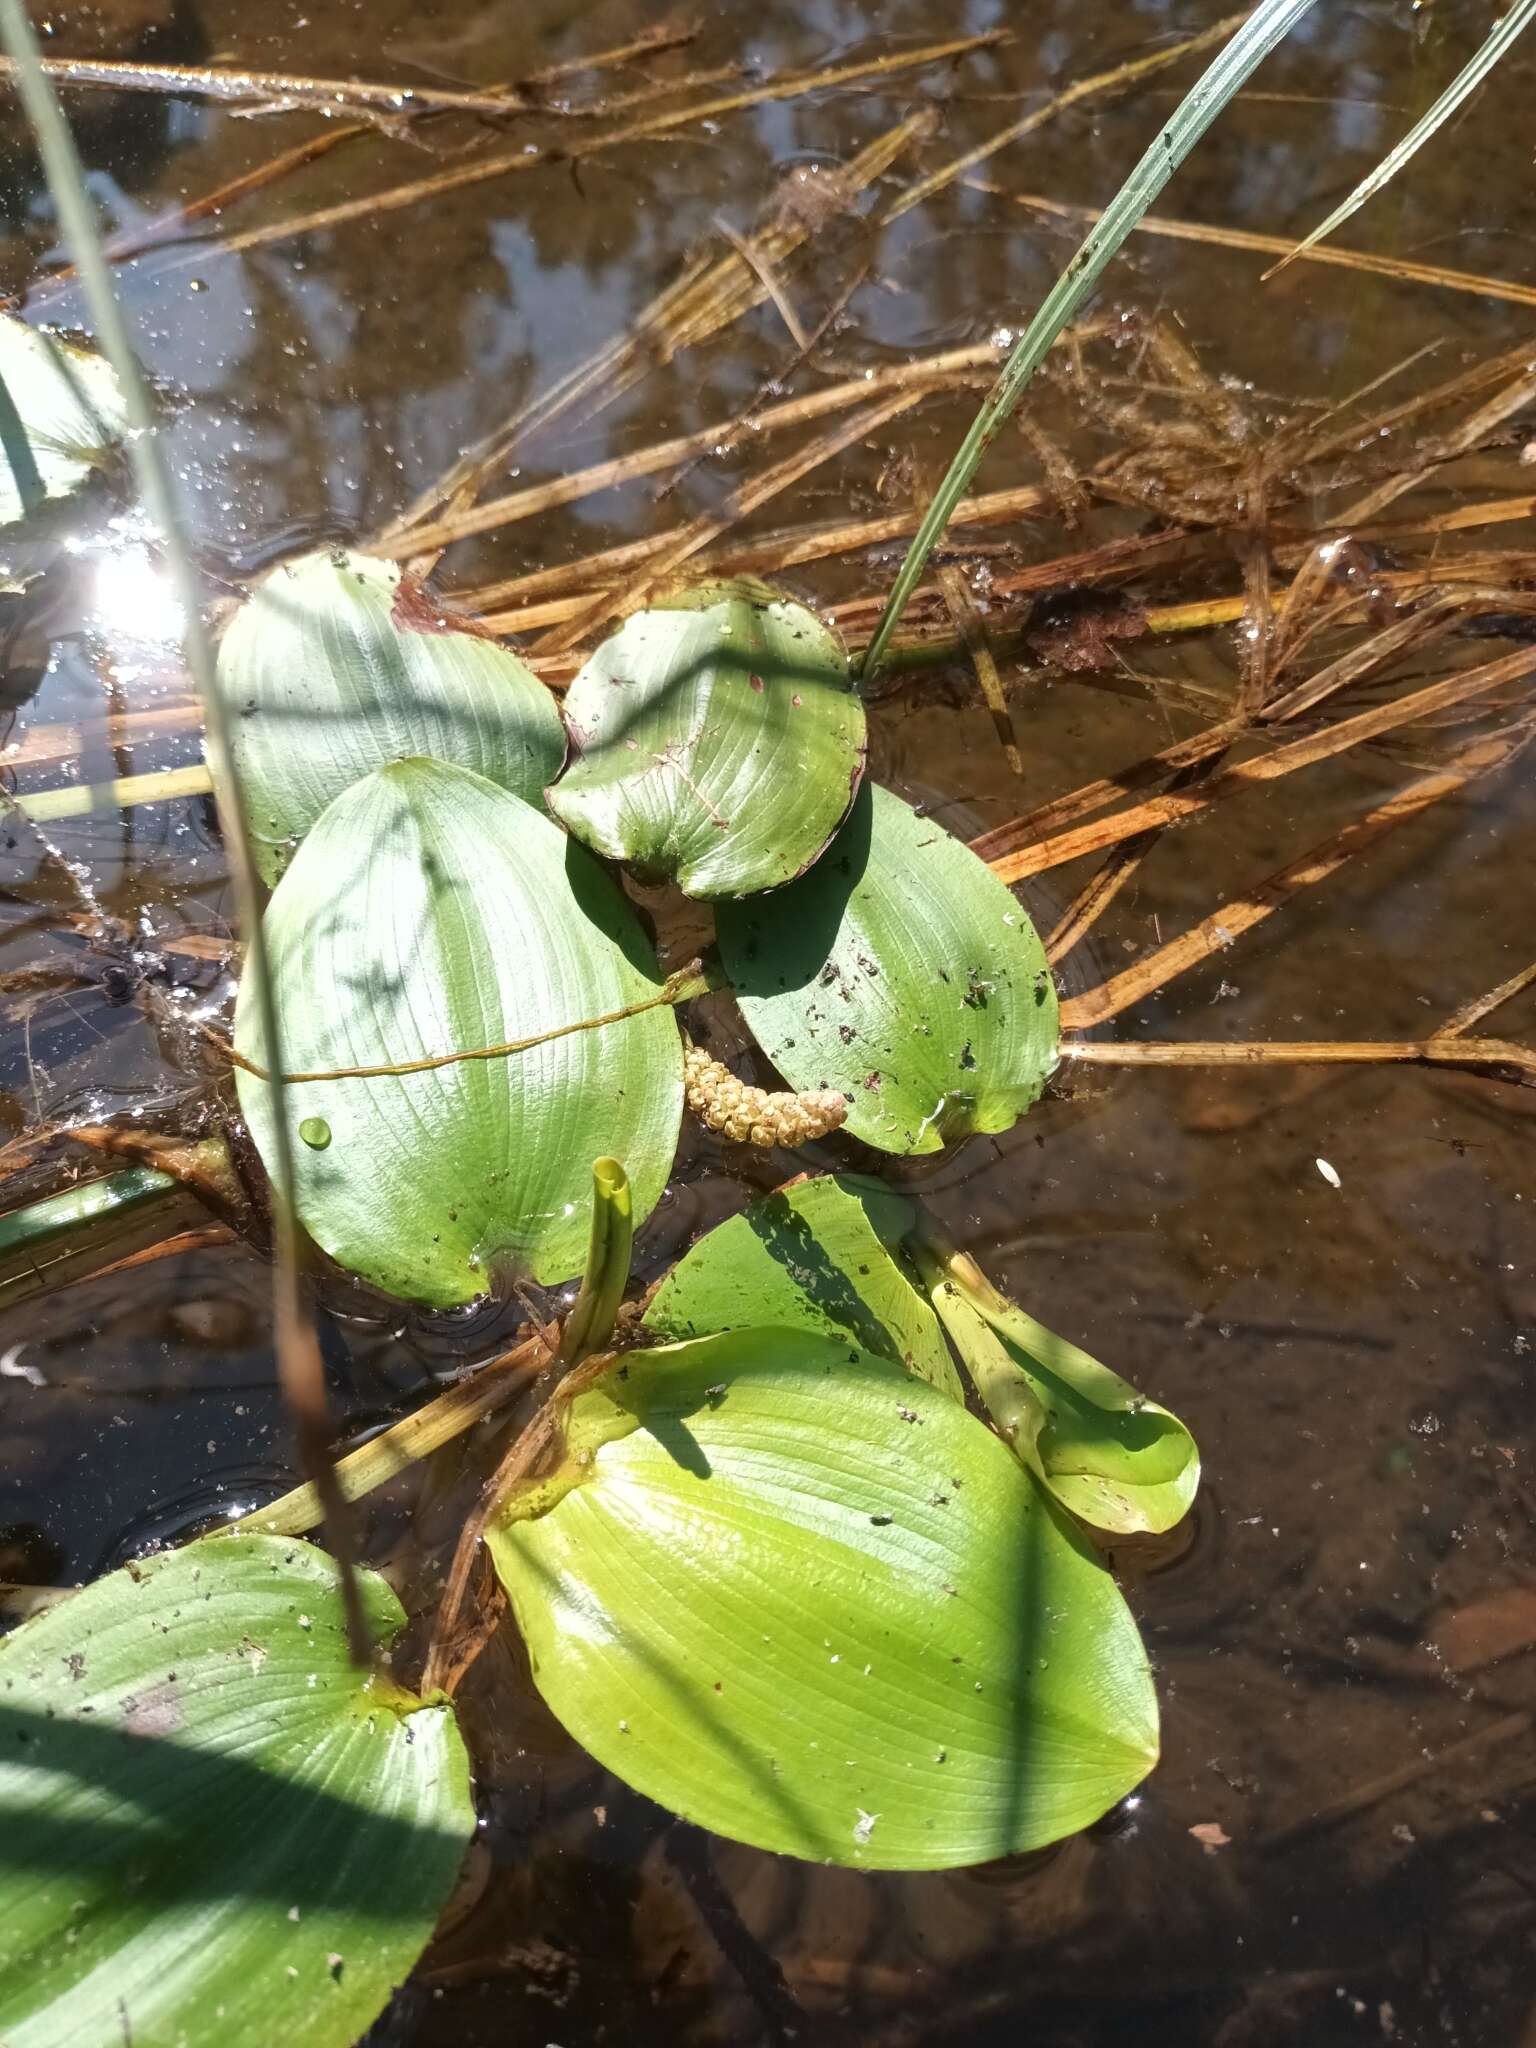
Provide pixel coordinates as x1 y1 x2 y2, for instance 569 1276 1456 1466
683 1043 847 1149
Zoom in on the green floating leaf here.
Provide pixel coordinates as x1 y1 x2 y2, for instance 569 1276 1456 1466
717 783 1058 1153
491 1329 1157 1869
235 758 683 1306
0 313 128 535
215 548 566 883
0 1534 472 2048
925 1251 1199 1535
548 579 864 898
643 1171 963 1399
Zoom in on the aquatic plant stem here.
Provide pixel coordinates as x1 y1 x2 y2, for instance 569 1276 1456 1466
0 0 370 1661
857 0 1317 682
557 1161 634 1368
224 958 721 1085
236 1333 550 1540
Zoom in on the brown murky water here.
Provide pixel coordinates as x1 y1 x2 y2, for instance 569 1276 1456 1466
1 1 1534 2042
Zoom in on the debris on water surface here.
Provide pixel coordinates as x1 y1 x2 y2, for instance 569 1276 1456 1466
1189 1822 1231 1853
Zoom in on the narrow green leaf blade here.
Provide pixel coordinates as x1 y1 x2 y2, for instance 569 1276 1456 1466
717 783 1058 1153
0 312 127 533
1271 0 1536 273
215 548 566 882
234 759 683 1305
643 1171 963 1398
548 580 865 898
0 1535 472 2048
860 0 1317 677
491 1330 1157 1868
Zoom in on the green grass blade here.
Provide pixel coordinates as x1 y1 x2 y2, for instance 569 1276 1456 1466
857 0 1317 682
1266 0 1536 277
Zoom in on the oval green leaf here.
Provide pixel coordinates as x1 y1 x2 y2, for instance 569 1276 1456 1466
928 1264 1199 1536
0 314 128 535
491 1330 1158 1869
547 579 864 898
234 759 683 1305
717 783 1059 1153
643 1171 963 1399
215 548 566 882
0 1534 472 2048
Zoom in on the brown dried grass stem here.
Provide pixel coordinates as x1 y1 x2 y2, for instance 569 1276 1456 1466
979 186 1536 310
533 390 925 654
1440 959 1536 1037
882 12 1249 224
400 342 1007 561
1063 1037 1534 1082
992 644 1536 884
1058 726 1528 1030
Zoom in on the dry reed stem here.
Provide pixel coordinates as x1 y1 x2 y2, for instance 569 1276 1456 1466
992 645 1536 884
934 559 1022 774
1063 1038 1536 1083
972 719 1245 864
1058 725 1529 1030
398 341 1008 560
181 44 983 275
881 12 1249 224
533 390 924 654
22 27 706 301
976 186 1536 310
1336 365 1536 525
0 54 549 117
711 213 809 349
384 104 941 539
423 1347 621 1697
1044 750 1234 963
1440 959 1536 1037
